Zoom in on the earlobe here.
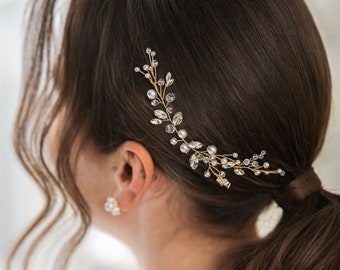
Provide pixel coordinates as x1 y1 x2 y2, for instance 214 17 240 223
115 141 155 211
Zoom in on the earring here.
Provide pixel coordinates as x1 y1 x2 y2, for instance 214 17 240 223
104 197 121 216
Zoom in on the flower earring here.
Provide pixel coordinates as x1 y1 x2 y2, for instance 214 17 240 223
104 197 121 216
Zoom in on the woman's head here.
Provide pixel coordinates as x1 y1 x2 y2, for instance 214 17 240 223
9 0 340 269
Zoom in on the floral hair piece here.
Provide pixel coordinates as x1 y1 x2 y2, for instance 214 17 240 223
134 48 285 189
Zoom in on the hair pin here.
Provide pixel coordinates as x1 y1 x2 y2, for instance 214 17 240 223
134 48 285 189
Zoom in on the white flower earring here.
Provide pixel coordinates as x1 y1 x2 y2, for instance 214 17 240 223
104 197 121 216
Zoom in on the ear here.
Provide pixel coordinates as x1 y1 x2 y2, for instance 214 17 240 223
114 141 155 212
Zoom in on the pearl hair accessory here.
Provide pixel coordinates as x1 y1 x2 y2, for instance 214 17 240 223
134 48 285 189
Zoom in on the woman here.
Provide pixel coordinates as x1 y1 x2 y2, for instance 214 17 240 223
7 0 340 269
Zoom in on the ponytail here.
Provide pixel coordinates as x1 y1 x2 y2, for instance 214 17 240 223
229 170 340 269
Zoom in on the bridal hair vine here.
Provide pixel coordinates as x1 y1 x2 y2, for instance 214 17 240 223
134 48 285 189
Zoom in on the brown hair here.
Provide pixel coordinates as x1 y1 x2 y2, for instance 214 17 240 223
8 0 340 269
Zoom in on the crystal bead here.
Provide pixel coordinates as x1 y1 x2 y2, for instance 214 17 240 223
252 161 259 167
145 73 150 79
151 100 159 106
234 169 245 176
253 154 259 160
147 89 157 99
221 158 228 165
165 93 176 103
219 171 226 177
134 67 140 72
154 110 168 120
263 162 270 169
151 51 156 56
165 124 176 134
170 137 178 145
204 170 211 178
243 159 250 165
203 157 209 163
146 48 152 54
150 118 162 125
151 60 158 67
143 65 149 71
180 143 190 153
254 171 261 176
158 78 165 86
233 153 238 158
178 129 188 139
235 160 241 165
207 145 217 155
166 107 173 114
261 150 267 156
173 112 183 125
277 169 285 176
104 202 113 212
211 160 218 166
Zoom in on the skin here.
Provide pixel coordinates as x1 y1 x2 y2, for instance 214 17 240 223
47 116 256 270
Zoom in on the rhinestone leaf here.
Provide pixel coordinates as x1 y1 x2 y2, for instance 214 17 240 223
147 89 157 99
154 110 167 120
166 79 174 87
165 124 176 134
173 112 183 126
234 169 245 176
165 93 176 103
189 154 199 170
150 118 162 125
180 143 190 153
166 72 172 81
188 141 203 149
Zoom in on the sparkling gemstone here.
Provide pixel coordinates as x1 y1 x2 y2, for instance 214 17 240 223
180 143 190 153
134 67 140 72
151 60 158 67
234 169 245 176
233 152 238 158
104 203 113 212
154 110 168 120
188 141 203 149
243 159 250 165
170 137 178 145
165 93 176 103
147 89 157 99
189 154 199 170
252 161 259 167
151 51 156 56
204 170 211 178
150 118 162 125
263 162 270 169
166 107 173 114
158 78 165 86
173 112 183 125
165 124 176 134
146 48 152 54
145 73 150 78
207 145 217 155
151 100 159 106
178 129 188 139
221 158 228 165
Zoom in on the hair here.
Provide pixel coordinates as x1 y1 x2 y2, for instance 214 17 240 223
7 0 340 269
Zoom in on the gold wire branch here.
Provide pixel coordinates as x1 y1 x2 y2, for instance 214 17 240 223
134 48 285 189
